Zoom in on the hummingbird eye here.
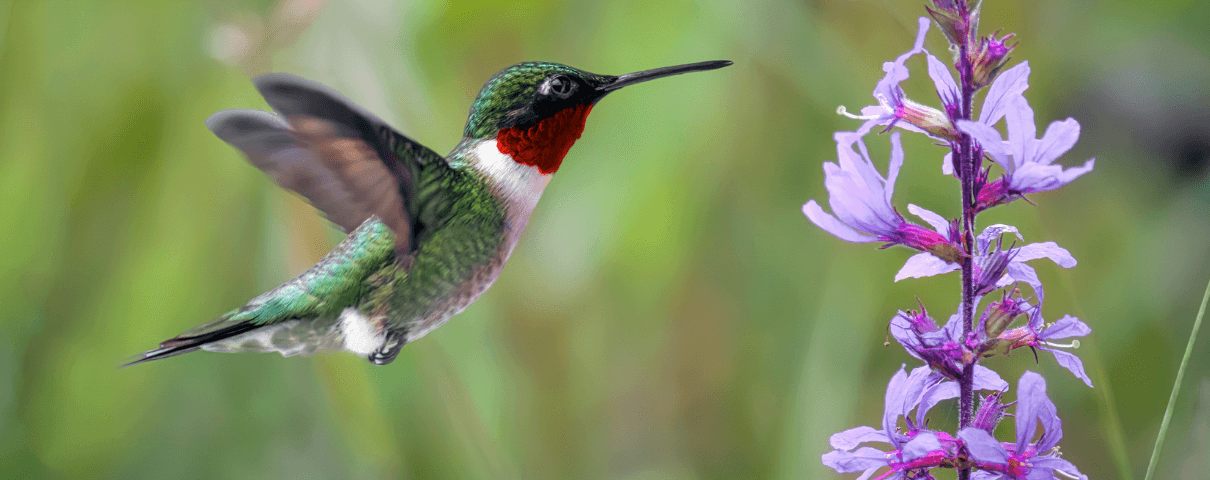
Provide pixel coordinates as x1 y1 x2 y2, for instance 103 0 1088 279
540 75 576 99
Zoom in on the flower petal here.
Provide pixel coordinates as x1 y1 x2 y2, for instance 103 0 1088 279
873 17 931 105
1042 347 1094 388
889 315 926 362
896 252 959 281
942 307 965 341
1003 261 1044 302
957 427 1009 464
973 365 1010 392
1006 96 1038 166
822 446 889 473
958 119 1013 172
902 432 942 461
838 132 885 198
1041 315 1092 340
908 204 950 233
885 132 905 205
927 53 960 103
1031 456 1082 479
1010 158 1095 193
1036 389 1064 452
977 224 1022 253
883 365 912 448
1014 241 1076 268
979 61 1030 126
903 365 935 414
1014 371 1048 452
917 380 958 426
1025 468 1054 480
830 426 890 450
828 131 903 233
1034 118 1081 166
804 200 880 243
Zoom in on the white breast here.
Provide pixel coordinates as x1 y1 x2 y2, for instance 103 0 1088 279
472 139 552 222
339 307 386 356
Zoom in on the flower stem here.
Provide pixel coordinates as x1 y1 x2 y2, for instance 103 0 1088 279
1144 275 1210 480
955 3 979 479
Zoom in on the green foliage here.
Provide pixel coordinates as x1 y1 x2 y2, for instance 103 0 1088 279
2 0 1209 478
1147 277 1209 480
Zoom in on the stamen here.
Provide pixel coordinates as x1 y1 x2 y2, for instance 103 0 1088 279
1041 339 1081 349
837 105 877 120
837 93 896 120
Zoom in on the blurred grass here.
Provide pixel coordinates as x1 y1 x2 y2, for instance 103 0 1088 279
1 0 1208 478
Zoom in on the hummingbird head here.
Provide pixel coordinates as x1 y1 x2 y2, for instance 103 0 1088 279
463 60 731 174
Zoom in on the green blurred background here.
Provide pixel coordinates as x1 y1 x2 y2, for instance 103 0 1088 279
2 0 1209 478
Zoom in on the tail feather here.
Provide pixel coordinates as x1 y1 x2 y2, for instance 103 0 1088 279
122 313 349 367
121 320 261 367
122 218 398 367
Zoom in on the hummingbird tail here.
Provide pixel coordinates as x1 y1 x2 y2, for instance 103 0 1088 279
121 313 350 368
120 320 262 367
122 218 400 367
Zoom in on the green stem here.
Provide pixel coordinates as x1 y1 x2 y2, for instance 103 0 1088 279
1144 275 1210 480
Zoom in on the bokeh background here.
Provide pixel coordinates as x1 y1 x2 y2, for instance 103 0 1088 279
2 0 1209 478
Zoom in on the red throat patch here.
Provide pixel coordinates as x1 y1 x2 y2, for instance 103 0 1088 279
496 103 593 174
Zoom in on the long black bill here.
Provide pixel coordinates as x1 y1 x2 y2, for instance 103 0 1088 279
596 60 732 93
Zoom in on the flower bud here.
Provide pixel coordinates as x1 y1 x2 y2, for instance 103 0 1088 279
982 289 1027 339
970 32 1016 88
972 391 1011 433
927 0 975 47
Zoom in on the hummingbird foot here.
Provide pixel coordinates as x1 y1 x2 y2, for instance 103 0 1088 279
368 330 406 366
337 307 407 365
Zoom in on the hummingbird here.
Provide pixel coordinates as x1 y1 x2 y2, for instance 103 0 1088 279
124 60 732 367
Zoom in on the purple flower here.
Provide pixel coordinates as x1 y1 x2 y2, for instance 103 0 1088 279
889 307 1011 389
891 307 967 379
840 17 959 142
839 17 1035 179
957 95 1095 208
804 130 961 261
895 224 1075 303
813 4 1093 478
997 308 1094 387
958 372 1084 479
822 365 962 479
941 61 1031 176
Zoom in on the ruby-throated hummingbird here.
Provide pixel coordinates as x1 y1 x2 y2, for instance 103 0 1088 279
125 60 731 366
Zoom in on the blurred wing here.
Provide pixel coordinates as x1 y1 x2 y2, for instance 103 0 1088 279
206 73 450 256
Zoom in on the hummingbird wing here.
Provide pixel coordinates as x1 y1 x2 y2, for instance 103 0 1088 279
206 73 451 257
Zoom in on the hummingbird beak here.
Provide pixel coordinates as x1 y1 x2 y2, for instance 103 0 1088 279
593 60 732 98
